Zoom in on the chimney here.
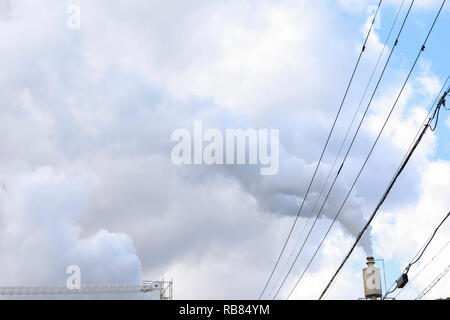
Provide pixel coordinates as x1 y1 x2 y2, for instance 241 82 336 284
362 256 382 300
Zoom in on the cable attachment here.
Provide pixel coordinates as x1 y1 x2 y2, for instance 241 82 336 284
429 91 448 132
442 89 450 110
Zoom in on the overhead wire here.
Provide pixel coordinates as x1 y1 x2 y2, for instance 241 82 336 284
384 210 450 299
258 0 384 300
267 0 408 299
415 262 450 300
321 75 450 300
320 74 450 300
273 0 417 299
399 75 450 165
406 212 450 274
320 68 449 301
308 0 448 300
320 0 446 298
394 241 450 299
389 78 450 299
433 269 450 299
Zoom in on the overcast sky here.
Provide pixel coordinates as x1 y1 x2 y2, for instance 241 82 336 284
0 0 450 300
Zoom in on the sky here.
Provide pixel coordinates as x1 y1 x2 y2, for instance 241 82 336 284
0 0 449 300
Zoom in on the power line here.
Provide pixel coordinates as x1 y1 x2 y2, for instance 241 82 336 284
432 268 450 299
381 76 449 300
385 76 450 300
267 0 407 299
258 0 384 300
395 241 450 298
398 75 450 166
382 82 449 300
309 0 447 300
384 211 450 299
273 0 417 299
389 77 450 299
321 22 450 297
416 263 450 300
406 212 450 273
319 61 449 300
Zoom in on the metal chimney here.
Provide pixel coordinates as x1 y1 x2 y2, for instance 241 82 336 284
362 256 382 300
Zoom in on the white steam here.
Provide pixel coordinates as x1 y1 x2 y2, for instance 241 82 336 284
0 167 142 286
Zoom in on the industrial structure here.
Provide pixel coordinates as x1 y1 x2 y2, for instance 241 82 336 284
0 280 173 300
361 257 383 300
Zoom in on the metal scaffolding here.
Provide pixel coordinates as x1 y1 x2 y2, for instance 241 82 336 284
0 280 173 300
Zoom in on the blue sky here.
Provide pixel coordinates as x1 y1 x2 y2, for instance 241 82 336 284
371 2 450 160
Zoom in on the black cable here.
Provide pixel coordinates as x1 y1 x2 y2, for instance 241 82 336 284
387 78 450 300
400 75 450 165
395 241 450 298
318 78 450 300
433 270 450 298
273 0 416 300
415 262 450 300
258 0 384 300
406 212 450 273
317 12 449 298
384 284 398 298
385 211 450 299
327 75 450 300
267 0 407 299
430 92 448 131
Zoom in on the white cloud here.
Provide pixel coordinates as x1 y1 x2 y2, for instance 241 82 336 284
0 0 448 300
0 167 142 287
